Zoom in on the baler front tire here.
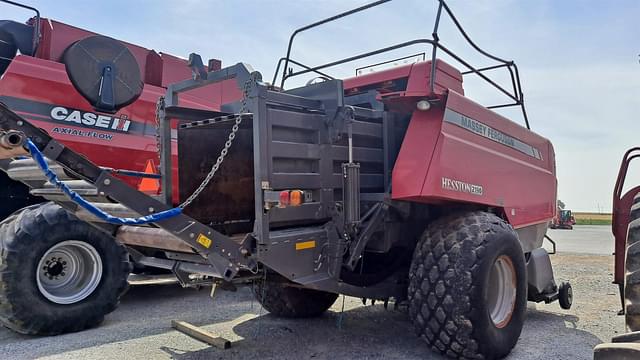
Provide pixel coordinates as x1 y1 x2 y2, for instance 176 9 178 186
253 275 338 318
0 203 131 335
625 200 640 331
408 211 527 360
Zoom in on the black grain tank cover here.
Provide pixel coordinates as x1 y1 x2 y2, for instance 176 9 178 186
0 20 35 76
63 35 143 112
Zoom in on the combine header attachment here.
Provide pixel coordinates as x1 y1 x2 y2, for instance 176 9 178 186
0 1 571 358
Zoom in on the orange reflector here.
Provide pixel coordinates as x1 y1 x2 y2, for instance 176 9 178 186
279 190 290 207
138 160 160 193
295 240 316 250
290 190 304 206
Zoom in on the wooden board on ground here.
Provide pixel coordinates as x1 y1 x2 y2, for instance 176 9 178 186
171 320 231 349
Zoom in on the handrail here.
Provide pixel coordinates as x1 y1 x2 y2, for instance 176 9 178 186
279 0 391 89
271 57 335 87
612 148 640 231
614 148 640 202
273 0 531 129
280 39 521 105
0 0 40 55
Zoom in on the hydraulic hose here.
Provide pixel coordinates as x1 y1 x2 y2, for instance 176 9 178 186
26 139 182 225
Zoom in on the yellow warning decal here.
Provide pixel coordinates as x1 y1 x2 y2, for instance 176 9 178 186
196 234 212 248
295 240 316 250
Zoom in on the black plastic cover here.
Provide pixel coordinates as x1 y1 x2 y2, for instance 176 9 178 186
63 35 143 112
0 20 34 77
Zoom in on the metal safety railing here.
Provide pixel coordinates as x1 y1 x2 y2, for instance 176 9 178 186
272 0 531 129
613 148 640 230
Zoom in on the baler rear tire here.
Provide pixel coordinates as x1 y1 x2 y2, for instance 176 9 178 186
0 203 131 335
253 275 338 318
408 211 527 360
625 198 640 331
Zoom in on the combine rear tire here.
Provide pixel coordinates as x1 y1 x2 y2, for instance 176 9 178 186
0 203 131 335
253 275 338 318
408 211 527 359
625 199 640 331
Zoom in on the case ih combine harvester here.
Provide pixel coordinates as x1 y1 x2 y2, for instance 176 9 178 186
0 0 574 358
0 0 238 335
0 0 238 219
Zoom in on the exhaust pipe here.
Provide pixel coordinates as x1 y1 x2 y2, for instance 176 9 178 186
0 130 26 149
0 130 28 159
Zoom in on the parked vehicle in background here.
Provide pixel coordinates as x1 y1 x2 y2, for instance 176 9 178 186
550 208 576 229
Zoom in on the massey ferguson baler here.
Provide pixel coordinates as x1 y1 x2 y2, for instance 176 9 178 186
0 1 571 359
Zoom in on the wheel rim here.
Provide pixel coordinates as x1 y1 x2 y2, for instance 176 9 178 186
487 255 517 328
36 240 103 305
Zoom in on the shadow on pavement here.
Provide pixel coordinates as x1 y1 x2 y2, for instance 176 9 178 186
156 304 602 360
0 284 603 360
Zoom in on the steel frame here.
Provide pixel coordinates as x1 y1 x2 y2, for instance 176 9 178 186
156 58 405 297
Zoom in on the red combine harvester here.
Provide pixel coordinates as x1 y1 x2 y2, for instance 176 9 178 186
0 0 240 219
0 1 571 359
0 0 239 335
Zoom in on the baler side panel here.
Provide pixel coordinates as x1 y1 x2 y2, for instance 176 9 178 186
390 108 443 199
392 91 555 228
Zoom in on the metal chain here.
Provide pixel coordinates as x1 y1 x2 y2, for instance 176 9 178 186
178 73 256 209
154 96 165 164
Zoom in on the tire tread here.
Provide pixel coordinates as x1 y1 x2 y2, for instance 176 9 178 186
0 202 131 335
408 211 523 360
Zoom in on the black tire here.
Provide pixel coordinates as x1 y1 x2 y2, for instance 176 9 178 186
625 198 640 331
408 211 527 360
558 282 573 310
0 202 131 335
253 274 338 318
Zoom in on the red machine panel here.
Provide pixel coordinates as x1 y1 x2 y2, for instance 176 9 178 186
0 55 229 203
392 90 556 228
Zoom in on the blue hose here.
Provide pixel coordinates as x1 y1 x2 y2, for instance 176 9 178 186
26 139 182 225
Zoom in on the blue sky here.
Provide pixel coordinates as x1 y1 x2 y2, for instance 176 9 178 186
4 0 639 212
